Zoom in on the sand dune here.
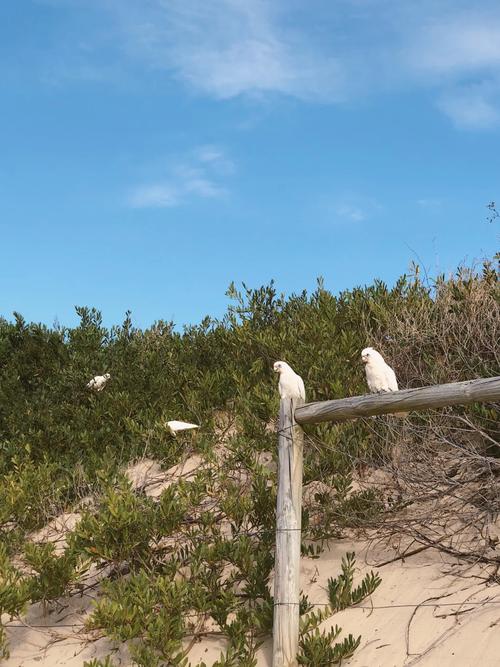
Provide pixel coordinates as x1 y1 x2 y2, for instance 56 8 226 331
4 455 500 666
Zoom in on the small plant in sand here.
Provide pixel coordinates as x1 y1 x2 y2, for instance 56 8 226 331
83 658 117 667
297 552 381 666
327 551 381 612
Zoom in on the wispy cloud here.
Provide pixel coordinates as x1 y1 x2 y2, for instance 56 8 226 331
105 0 346 102
403 9 500 127
417 197 442 210
129 145 232 209
34 0 500 128
335 204 366 223
437 85 500 129
130 184 179 209
196 146 225 163
407 16 500 77
193 145 235 174
330 195 382 224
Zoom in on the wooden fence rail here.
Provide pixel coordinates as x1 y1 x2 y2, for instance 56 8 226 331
295 376 500 425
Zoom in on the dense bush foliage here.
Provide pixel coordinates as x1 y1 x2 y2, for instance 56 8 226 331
0 258 498 664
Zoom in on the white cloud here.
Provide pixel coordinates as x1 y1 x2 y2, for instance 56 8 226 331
331 194 383 223
403 10 500 127
172 35 343 101
437 87 500 129
335 204 366 222
408 17 500 77
176 165 225 198
196 146 225 163
34 0 500 128
92 0 346 102
129 145 232 209
129 184 179 208
110 1 500 125
194 145 235 174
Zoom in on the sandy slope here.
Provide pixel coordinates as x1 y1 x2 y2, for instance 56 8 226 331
4 538 499 666
3 456 500 666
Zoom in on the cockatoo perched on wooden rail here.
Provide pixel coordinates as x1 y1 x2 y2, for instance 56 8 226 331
86 373 111 392
361 348 398 393
361 347 408 416
273 361 306 401
167 421 200 436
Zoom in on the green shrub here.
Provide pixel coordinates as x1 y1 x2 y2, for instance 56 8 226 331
0 258 496 665
23 542 86 607
83 657 117 667
0 456 68 532
88 572 192 666
298 628 361 666
0 545 30 659
70 478 157 567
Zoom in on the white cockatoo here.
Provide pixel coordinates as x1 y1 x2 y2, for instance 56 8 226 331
273 361 306 401
86 373 111 392
167 420 200 436
361 347 407 416
361 348 398 393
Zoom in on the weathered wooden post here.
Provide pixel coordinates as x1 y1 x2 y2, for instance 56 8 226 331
273 396 304 667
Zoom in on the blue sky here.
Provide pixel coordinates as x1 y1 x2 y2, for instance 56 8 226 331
1 0 498 329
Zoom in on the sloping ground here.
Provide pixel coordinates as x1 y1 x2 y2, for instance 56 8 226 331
3 455 500 667
304 540 500 667
4 536 500 666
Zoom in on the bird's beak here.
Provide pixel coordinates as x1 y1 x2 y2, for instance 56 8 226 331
361 357 368 364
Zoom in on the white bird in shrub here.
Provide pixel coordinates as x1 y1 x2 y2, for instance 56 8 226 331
273 361 306 401
167 420 200 436
86 373 111 392
361 347 408 416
